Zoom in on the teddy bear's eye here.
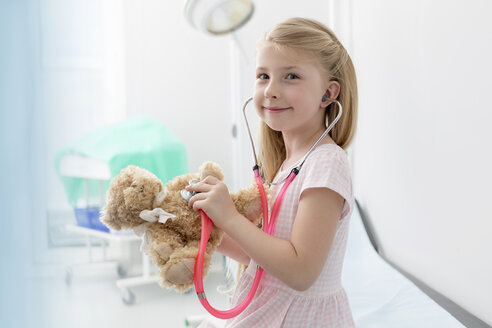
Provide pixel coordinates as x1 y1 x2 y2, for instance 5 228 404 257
131 183 137 188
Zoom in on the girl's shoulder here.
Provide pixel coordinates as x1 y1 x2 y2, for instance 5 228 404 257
307 143 348 163
275 143 348 179
300 143 352 185
300 143 354 218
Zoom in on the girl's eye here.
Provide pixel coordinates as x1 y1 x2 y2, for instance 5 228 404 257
286 73 299 80
257 73 269 80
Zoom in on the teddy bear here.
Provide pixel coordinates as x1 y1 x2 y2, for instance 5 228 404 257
100 162 266 292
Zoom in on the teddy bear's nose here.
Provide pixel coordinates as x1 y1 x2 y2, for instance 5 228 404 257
180 179 200 202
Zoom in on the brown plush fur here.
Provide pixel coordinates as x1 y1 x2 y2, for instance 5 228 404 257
100 162 266 292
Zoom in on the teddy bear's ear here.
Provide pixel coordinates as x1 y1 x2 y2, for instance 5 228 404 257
199 162 224 181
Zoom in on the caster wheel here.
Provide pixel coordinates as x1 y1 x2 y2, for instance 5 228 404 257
65 267 73 286
121 288 136 305
116 264 127 278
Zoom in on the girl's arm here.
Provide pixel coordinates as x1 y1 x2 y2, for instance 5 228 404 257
187 177 344 291
221 187 343 291
216 233 251 266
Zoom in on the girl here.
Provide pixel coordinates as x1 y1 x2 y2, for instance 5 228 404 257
188 17 358 327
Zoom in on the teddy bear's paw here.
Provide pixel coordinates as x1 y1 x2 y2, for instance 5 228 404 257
166 258 195 285
243 195 262 221
155 242 173 262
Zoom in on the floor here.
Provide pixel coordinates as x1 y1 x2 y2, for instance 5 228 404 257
27 254 230 328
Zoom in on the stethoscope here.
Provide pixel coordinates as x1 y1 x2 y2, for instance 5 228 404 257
193 96 343 319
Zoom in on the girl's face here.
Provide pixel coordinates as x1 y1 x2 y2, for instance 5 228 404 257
254 42 328 134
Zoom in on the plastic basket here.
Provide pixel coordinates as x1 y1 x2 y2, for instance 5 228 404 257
74 206 109 232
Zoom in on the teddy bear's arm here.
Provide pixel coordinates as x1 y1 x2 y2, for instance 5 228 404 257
231 183 268 224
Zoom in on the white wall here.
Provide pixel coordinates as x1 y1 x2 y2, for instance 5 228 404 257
124 0 233 182
350 0 492 324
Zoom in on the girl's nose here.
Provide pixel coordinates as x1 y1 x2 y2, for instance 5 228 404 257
264 81 279 99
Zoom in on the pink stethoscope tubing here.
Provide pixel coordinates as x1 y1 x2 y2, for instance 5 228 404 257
193 167 297 319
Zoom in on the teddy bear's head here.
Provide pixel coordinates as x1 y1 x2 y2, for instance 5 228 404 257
100 165 164 230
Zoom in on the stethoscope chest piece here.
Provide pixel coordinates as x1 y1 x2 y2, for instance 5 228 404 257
180 179 200 202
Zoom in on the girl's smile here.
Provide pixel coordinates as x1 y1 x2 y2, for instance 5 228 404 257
264 106 292 113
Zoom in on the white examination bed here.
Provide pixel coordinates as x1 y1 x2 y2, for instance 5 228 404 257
342 203 465 327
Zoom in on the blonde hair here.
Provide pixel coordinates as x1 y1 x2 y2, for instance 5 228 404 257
257 17 358 183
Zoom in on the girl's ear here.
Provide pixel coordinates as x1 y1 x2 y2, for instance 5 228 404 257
321 81 341 106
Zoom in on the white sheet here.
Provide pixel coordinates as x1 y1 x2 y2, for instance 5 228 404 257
343 205 465 327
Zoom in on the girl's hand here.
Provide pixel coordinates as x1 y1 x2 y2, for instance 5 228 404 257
186 176 238 229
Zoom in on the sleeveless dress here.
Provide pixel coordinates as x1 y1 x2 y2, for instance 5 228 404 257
201 144 355 327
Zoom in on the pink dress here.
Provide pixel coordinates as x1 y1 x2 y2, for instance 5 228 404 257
202 144 355 327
